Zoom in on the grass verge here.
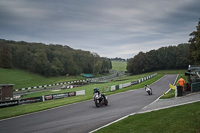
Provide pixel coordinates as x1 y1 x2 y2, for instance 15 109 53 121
95 101 200 133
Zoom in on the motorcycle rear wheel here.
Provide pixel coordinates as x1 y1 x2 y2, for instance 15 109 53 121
104 99 108 106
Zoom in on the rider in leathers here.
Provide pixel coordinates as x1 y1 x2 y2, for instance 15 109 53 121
93 87 105 101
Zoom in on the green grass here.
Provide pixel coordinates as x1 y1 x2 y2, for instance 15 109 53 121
96 101 200 133
111 61 127 71
0 67 85 90
161 89 176 99
20 72 157 99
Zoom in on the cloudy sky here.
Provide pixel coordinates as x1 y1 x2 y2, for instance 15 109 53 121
0 0 200 59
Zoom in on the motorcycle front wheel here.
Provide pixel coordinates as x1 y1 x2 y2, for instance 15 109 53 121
95 99 100 107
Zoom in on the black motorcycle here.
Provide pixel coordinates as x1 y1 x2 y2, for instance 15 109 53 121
93 93 108 107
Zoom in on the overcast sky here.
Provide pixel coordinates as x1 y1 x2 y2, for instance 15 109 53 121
0 0 200 59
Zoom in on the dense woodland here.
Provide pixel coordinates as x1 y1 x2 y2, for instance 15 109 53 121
127 43 192 74
0 40 112 76
127 20 200 75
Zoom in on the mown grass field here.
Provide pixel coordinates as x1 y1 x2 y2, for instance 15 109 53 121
96 101 200 133
0 68 85 90
0 60 126 90
111 60 127 71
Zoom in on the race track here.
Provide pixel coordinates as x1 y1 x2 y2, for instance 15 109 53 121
0 75 177 133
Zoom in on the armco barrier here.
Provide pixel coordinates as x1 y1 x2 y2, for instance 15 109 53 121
119 84 123 89
76 90 85 95
131 81 138 85
122 82 131 88
52 92 69 100
107 73 157 92
0 90 85 108
44 91 76 101
116 85 119 90
19 97 43 104
111 86 116 91
0 100 19 108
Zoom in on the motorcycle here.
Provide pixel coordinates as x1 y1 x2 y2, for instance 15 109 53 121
145 86 152 95
93 93 108 107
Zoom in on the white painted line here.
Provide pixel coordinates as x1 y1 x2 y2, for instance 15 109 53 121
90 99 200 133
142 74 178 110
137 99 200 114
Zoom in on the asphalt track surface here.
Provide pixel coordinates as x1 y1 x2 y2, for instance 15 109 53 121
0 75 177 133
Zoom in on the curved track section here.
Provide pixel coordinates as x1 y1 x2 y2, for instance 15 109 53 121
0 75 177 133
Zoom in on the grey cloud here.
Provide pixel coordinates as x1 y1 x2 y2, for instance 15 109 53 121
0 0 199 59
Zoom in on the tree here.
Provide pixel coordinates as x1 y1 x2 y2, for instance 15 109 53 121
175 43 192 69
30 51 50 76
101 58 112 73
127 52 145 74
189 19 200 65
93 60 102 74
0 42 12 68
144 50 159 72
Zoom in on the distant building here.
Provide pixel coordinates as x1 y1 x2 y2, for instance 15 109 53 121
0 84 14 101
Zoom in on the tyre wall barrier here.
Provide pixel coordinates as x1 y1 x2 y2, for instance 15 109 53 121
14 79 88 92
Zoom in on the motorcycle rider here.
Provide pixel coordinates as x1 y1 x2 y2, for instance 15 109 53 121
144 84 152 95
93 87 108 107
93 87 100 95
93 87 106 101
93 87 101 101
144 84 148 91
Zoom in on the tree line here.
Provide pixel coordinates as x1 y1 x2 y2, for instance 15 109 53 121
127 43 192 74
110 57 126 62
127 19 200 75
0 39 112 77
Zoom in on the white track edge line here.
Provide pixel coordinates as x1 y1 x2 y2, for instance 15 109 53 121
90 99 200 133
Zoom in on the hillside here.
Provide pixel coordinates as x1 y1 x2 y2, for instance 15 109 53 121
111 60 127 71
0 67 85 90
